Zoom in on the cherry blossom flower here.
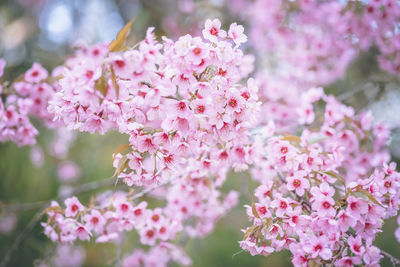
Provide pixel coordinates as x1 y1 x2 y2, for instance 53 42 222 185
202 19 226 42
64 197 84 217
228 22 247 46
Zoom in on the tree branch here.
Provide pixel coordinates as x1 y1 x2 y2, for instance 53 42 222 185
1 177 115 213
0 209 46 267
381 249 400 267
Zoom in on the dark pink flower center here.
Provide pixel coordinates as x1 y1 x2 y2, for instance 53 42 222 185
71 204 79 212
193 47 201 55
152 214 159 222
146 230 154 238
134 208 142 216
322 201 331 209
210 27 218 36
121 203 129 212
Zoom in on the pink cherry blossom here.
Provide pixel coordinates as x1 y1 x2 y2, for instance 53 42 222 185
64 196 84 217
228 22 247 46
202 19 226 43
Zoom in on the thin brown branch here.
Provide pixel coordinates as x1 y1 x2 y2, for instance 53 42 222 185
1 177 115 213
0 200 47 213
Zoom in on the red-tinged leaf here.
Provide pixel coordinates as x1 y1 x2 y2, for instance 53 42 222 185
280 135 301 143
205 178 212 189
113 154 129 178
346 188 357 197
128 188 135 197
356 187 384 207
243 226 254 240
112 144 131 162
263 217 272 229
251 195 260 219
321 170 345 185
255 225 262 244
95 68 108 98
109 18 135 52
44 206 63 214
110 66 120 98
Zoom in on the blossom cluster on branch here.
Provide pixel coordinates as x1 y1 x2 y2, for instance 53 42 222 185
234 0 400 84
0 60 58 146
242 94 399 266
48 21 258 188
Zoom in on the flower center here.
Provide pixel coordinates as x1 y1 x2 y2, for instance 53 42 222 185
121 203 129 212
293 179 301 188
193 47 201 55
152 214 159 222
71 204 79 212
210 27 218 36
146 230 154 238
322 201 331 209
229 98 237 108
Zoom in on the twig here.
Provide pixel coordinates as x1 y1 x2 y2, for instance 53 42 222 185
1 177 115 213
58 177 115 199
1 201 47 213
337 74 395 102
232 249 245 259
337 82 369 101
329 243 347 267
381 249 400 267
33 244 57 267
240 174 252 202
113 233 124 267
0 209 47 267
130 179 171 201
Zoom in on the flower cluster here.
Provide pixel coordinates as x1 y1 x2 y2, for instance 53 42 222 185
42 176 238 250
48 20 259 186
0 60 57 146
241 95 399 266
236 0 400 85
256 73 323 131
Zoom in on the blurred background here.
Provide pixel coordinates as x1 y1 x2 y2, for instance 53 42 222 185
0 0 399 266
